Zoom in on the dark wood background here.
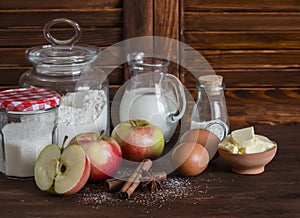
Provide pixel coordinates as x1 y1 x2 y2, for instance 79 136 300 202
0 0 299 126
0 2 299 217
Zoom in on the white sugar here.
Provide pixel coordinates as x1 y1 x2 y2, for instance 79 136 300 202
1 122 53 177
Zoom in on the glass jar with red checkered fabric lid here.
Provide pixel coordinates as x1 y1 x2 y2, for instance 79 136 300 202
0 87 61 112
0 88 61 179
18 18 110 145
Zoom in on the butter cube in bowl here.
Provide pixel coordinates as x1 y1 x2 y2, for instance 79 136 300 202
218 127 277 175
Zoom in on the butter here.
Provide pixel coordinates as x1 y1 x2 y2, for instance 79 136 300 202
255 135 276 151
219 136 239 153
218 127 275 154
231 126 255 148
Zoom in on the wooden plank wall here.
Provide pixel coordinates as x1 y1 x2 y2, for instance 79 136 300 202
181 0 300 125
0 0 299 125
0 0 124 97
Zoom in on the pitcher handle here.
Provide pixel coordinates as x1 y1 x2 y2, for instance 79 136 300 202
165 74 186 124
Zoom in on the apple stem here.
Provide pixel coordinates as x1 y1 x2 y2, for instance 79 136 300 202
129 120 149 127
61 135 68 153
97 130 105 140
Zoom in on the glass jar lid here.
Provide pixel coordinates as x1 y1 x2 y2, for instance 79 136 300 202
0 88 61 112
26 18 99 69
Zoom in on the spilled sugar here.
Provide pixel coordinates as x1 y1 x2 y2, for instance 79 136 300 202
78 173 221 210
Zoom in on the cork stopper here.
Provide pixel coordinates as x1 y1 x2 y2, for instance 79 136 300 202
198 75 223 95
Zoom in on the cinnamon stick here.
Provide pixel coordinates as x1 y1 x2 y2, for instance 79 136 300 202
140 159 152 172
119 174 142 199
119 159 152 199
105 178 126 192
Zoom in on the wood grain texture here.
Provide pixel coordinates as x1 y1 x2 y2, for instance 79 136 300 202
0 67 125 86
187 87 300 125
0 47 124 66
123 0 153 38
226 88 300 125
0 10 123 28
0 1 125 91
0 28 123 47
181 68 300 87
184 31 300 50
184 0 300 12
184 12 300 31
154 0 179 39
183 50 300 69
123 0 154 80
0 0 122 9
181 0 300 128
182 0 300 126
153 0 179 77
0 68 24 85
0 48 25 66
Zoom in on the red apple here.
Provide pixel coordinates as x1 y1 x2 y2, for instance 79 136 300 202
111 120 164 162
68 132 99 144
34 138 91 195
69 132 122 182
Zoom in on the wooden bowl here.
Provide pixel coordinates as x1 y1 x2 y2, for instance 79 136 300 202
218 142 277 175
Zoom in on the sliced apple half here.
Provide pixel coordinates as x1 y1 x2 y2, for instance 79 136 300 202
34 143 91 195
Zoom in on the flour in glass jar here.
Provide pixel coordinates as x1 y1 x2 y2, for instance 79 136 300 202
56 88 108 145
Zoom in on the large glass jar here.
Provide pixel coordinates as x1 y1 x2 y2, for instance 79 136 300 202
0 88 60 179
19 18 110 144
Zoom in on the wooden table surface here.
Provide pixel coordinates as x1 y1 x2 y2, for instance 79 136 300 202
0 123 299 217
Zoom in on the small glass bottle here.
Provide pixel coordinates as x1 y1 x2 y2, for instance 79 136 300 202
19 18 110 144
191 75 229 140
0 88 61 179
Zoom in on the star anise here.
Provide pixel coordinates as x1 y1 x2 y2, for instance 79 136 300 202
142 170 165 192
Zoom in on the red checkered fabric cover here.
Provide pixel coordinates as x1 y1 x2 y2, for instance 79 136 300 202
0 88 61 112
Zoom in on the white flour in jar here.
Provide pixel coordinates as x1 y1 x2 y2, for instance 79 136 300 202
57 89 108 145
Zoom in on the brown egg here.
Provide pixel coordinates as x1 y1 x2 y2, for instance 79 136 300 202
180 129 220 161
171 142 209 176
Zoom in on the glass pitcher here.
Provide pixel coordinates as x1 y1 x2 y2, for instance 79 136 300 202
191 75 229 140
119 52 186 142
